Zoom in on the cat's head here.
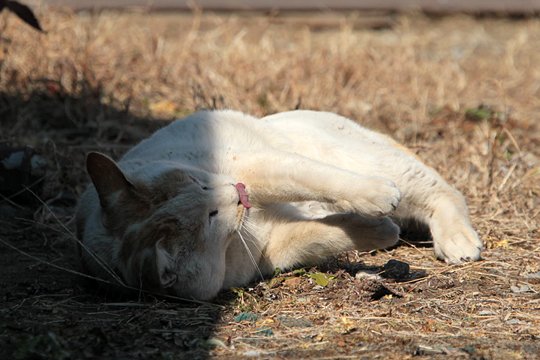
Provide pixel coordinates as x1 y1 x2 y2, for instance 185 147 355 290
83 152 247 300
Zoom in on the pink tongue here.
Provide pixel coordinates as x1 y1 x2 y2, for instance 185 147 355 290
235 183 251 209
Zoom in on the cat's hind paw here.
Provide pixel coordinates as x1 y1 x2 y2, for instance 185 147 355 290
432 225 483 264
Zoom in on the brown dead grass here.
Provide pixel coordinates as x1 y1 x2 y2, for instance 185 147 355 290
0 6 539 359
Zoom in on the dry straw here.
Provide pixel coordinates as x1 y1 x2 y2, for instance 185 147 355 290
0 7 539 358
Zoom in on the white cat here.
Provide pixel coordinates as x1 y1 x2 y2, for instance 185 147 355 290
76 110 482 300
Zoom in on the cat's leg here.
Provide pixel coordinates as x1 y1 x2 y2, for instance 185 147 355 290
234 153 401 218
259 214 400 272
293 114 482 263
389 161 483 263
424 188 482 263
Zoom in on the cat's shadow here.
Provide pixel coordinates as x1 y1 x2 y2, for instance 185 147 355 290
1 83 227 359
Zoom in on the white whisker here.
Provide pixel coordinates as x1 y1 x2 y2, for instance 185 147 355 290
236 230 264 282
243 220 261 234
237 208 264 254
239 222 264 255
241 218 262 236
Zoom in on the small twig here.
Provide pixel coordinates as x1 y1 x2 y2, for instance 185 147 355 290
23 185 125 286
497 162 517 192
502 127 522 157
0 175 45 204
0 237 115 285
0 192 26 209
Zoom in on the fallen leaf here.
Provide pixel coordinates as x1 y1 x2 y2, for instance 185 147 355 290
234 312 259 322
465 107 492 121
277 315 313 328
283 276 302 287
149 100 176 115
340 317 357 334
478 310 497 316
414 344 448 355
510 284 532 293
523 271 540 279
493 239 510 249
268 277 285 288
307 272 334 287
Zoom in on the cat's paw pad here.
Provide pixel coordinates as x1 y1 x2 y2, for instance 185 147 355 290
433 227 483 264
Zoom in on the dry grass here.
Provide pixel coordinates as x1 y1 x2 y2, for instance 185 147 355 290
0 6 539 359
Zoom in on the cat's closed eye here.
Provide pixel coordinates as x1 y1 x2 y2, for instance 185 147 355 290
209 210 219 218
189 175 211 190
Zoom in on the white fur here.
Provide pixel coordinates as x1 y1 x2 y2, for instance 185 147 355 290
77 110 483 300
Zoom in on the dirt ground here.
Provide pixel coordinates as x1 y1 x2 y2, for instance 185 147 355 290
1 8 539 360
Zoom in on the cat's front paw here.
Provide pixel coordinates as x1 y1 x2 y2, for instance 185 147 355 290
350 179 401 217
433 225 483 264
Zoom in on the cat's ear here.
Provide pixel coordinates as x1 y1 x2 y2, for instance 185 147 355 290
155 240 177 288
86 152 133 209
